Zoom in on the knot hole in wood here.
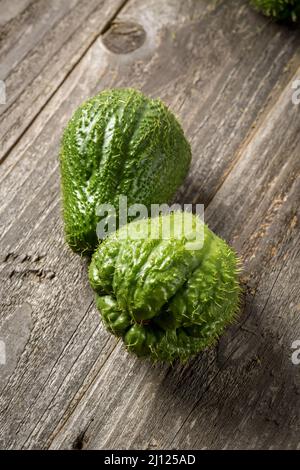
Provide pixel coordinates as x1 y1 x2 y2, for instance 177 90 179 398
102 20 146 54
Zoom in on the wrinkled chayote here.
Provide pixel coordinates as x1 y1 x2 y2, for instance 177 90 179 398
89 212 240 363
60 88 191 254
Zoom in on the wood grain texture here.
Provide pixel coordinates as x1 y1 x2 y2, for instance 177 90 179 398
0 0 32 26
0 0 300 449
0 0 127 163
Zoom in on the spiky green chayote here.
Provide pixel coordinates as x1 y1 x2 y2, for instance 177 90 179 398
89 212 241 363
250 0 300 21
60 88 191 255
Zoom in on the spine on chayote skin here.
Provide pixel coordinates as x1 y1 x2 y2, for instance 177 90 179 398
89 212 241 363
60 88 191 254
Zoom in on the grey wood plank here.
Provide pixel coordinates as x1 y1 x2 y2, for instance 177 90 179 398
0 0 78 79
0 0 33 26
0 0 127 163
0 0 299 450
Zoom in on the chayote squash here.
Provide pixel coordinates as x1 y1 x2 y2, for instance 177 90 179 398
60 88 191 254
250 0 300 21
89 212 240 363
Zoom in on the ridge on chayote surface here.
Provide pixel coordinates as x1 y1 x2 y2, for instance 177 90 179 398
60 88 191 255
89 212 241 363
250 0 300 21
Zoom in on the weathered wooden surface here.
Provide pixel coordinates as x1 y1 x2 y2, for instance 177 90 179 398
0 0 299 449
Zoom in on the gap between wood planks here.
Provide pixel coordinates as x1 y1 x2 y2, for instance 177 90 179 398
0 0 129 166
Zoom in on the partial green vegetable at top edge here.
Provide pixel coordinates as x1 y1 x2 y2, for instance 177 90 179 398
60 88 191 254
89 212 241 363
250 0 300 21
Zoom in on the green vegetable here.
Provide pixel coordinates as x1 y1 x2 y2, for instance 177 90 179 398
89 212 241 363
60 88 191 254
250 0 300 21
